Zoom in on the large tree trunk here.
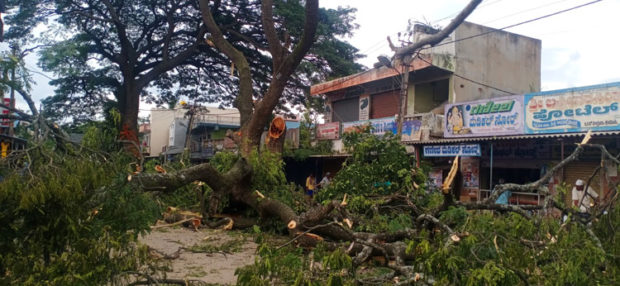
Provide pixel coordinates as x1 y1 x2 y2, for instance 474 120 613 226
117 80 141 156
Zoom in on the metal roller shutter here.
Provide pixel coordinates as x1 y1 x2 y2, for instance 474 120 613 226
371 90 399 119
332 97 359 122
563 161 601 194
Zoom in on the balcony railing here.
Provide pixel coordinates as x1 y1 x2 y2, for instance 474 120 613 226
193 114 240 126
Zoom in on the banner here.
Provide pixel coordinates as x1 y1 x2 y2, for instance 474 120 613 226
316 122 340 140
423 144 481 157
524 83 620 134
342 116 397 136
402 118 422 141
444 95 524 137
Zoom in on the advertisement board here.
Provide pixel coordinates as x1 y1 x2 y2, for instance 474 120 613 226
429 168 443 189
461 157 480 193
524 83 620 134
423 144 481 157
444 95 524 138
359 94 370 121
316 122 340 140
401 118 422 141
342 116 397 136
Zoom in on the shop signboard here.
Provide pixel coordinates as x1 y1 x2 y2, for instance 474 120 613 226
444 95 524 138
401 118 422 141
316 122 340 140
423 144 481 157
524 83 620 134
342 116 397 136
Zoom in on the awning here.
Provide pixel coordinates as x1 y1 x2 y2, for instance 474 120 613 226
404 130 620 145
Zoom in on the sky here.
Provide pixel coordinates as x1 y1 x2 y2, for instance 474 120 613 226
15 0 620 114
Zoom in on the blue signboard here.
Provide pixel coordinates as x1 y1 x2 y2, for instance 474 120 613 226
524 82 620 134
423 144 481 157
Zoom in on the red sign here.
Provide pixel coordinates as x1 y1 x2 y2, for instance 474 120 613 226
0 98 10 128
316 122 340 140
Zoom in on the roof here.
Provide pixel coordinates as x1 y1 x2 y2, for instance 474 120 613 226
404 130 620 145
310 54 433 95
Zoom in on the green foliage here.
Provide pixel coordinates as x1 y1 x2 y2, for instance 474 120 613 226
400 211 618 285
0 147 160 285
319 130 417 200
80 107 122 152
7 0 363 123
236 243 354 285
284 112 333 161
210 150 241 173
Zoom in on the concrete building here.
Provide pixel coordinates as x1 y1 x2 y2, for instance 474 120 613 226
310 21 541 150
148 106 240 158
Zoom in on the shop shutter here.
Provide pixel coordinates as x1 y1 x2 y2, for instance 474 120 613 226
332 97 359 122
371 90 399 119
563 161 601 193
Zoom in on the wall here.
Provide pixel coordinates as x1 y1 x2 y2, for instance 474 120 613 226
150 108 187 156
414 79 450 114
150 106 240 156
169 118 189 147
452 22 541 102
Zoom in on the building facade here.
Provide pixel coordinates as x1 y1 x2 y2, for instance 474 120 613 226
311 21 541 152
310 22 619 207
148 106 241 159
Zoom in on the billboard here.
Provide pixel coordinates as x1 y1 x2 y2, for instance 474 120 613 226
444 95 524 138
524 83 620 134
402 118 422 141
342 116 397 136
316 122 340 140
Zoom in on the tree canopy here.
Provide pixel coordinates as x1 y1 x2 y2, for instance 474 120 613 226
4 0 363 127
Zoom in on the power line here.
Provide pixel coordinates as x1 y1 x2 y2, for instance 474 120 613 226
482 0 572 25
427 0 602 49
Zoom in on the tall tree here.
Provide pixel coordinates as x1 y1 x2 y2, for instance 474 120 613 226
4 0 363 139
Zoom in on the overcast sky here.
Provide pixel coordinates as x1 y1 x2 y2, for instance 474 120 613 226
18 0 620 113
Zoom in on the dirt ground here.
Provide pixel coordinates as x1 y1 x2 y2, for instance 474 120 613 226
139 226 258 285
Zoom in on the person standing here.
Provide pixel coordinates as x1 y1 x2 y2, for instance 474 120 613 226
319 172 331 189
305 173 317 199
572 179 598 213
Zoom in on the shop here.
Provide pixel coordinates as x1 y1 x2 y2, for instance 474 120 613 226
407 82 620 205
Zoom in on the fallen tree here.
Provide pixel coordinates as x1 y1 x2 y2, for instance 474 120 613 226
6 0 617 284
